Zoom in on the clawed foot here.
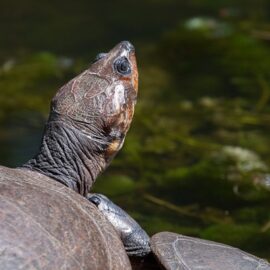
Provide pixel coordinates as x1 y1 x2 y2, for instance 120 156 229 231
88 193 151 257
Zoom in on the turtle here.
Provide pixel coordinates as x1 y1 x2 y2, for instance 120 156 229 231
88 193 270 270
0 41 138 270
1 41 269 270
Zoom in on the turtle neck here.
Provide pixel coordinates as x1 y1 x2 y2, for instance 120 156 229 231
21 41 138 196
22 115 110 196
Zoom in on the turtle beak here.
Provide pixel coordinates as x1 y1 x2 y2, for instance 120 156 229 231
119 41 135 53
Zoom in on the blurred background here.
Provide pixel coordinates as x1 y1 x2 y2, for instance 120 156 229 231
1 0 270 260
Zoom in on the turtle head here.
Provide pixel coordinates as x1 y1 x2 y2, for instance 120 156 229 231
24 42 138 195
51 41 138 160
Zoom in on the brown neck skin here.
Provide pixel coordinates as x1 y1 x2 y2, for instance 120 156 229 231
22 114 112 196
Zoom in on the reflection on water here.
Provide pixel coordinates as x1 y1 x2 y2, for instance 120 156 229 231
1 0 270 260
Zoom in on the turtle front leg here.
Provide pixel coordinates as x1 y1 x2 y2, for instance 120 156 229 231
87 193 151 257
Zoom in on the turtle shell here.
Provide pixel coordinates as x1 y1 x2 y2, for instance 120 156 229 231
151 232 270 270
0 166 131 270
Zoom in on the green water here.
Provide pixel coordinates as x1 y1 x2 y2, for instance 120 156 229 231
1 0 270 260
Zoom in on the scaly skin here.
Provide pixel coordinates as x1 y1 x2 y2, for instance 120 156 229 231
23 41 138 196
88 193 151 257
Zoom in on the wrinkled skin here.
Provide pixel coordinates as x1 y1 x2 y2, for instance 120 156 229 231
23 41 138 195
0 41 138 270
52 41 138 153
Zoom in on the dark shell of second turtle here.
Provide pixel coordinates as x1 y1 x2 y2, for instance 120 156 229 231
151 232 270 270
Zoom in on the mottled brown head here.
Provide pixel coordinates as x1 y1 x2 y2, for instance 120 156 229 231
51 41 138 158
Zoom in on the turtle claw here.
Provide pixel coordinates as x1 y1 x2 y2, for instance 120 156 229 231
125 244 151 257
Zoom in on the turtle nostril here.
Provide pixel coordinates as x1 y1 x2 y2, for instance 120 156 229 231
93 52 107 63
121 41 135 52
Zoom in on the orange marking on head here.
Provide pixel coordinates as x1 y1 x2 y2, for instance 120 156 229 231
120 77 131 82
130 52 138 93
106 140 121 156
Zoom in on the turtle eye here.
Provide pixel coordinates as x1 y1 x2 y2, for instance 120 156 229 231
114 57 131 75
93 53 107 63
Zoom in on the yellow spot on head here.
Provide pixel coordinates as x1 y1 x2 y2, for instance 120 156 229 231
106 140 121 156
